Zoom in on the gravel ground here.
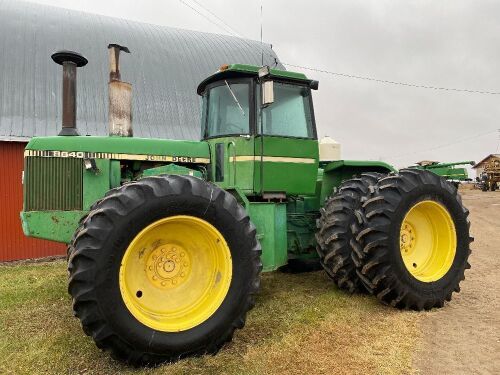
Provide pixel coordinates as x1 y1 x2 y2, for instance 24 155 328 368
414 189 500 374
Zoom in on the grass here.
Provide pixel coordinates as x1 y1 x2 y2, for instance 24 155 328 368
0 260 420 375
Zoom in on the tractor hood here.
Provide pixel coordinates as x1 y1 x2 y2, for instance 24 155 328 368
25 136 210 164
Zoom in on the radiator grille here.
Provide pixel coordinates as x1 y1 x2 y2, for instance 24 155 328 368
24 157 83 211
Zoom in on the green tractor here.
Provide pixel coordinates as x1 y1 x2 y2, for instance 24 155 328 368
21 45 472 365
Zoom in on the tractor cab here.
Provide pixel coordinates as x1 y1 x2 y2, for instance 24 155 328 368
197 64 320 197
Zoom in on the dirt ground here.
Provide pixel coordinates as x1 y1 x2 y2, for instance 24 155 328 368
414 189 500 374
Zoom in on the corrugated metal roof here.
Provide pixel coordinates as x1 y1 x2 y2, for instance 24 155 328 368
0 0 283 141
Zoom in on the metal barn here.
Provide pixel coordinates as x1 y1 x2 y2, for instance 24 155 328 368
0 0 281 261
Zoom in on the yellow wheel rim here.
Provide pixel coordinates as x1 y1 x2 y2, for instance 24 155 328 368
400 200 456 282
119 215 232 332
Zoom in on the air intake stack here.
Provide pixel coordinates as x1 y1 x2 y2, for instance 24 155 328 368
108 44 132 137
51 51 88 136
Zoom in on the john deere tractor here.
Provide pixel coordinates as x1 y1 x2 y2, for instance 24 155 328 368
21 45 472 365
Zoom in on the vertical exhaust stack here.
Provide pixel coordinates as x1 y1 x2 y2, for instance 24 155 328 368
108 44 132 137
51 51 88 136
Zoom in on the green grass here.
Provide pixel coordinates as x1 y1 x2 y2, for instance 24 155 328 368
0 260 420 375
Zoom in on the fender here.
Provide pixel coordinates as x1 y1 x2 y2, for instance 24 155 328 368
319 160 396 203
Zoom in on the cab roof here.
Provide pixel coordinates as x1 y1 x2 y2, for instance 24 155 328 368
196 64 312 95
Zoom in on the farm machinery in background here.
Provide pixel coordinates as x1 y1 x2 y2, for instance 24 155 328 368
20 45 472 365
410 160 475 187
478 158 500 191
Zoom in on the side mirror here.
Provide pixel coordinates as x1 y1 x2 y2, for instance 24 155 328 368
258 65 274 107
262 80 274 107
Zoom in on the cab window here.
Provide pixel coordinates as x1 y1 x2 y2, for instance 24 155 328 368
259 82 314 138
203 81 250 138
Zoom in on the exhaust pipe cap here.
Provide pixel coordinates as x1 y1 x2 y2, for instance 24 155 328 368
51 50 87 136
51 50 88 67
107 44 130 54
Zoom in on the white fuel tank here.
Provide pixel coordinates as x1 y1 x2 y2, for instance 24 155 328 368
319 136 341 161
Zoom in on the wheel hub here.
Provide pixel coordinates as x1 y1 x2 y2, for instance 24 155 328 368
146 245 191 289
400 222 416 254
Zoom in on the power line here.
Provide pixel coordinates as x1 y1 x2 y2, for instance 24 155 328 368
179 1 500 96
186 0 244 38
282 63 500 95
382 129 497 160
179 0 278 66
178 0 237 37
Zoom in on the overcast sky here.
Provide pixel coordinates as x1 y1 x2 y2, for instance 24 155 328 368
28 0 500 170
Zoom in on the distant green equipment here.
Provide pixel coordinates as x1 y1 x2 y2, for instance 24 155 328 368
410 160 475 183
20 45 472 366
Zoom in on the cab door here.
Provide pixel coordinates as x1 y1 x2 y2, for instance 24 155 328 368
255 136 318 196
207 136 255 194
255 81 319 196
202 78 256 194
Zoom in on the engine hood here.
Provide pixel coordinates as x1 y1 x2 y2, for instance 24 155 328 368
25 136 210 164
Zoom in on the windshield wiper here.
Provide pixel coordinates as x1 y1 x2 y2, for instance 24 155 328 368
224 80 245 116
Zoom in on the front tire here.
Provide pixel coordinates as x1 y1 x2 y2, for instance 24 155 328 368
68 175 261 365
353 169 472 310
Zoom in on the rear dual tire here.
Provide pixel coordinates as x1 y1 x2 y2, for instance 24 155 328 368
316 173 383 293
354 169 472 310
317 169 472 310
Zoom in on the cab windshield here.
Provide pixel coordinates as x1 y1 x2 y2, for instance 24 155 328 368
203 81 250 138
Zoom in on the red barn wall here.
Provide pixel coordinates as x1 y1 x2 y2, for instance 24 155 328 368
0 141 66 261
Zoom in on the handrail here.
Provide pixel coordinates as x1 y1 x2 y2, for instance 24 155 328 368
227 141 237 187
